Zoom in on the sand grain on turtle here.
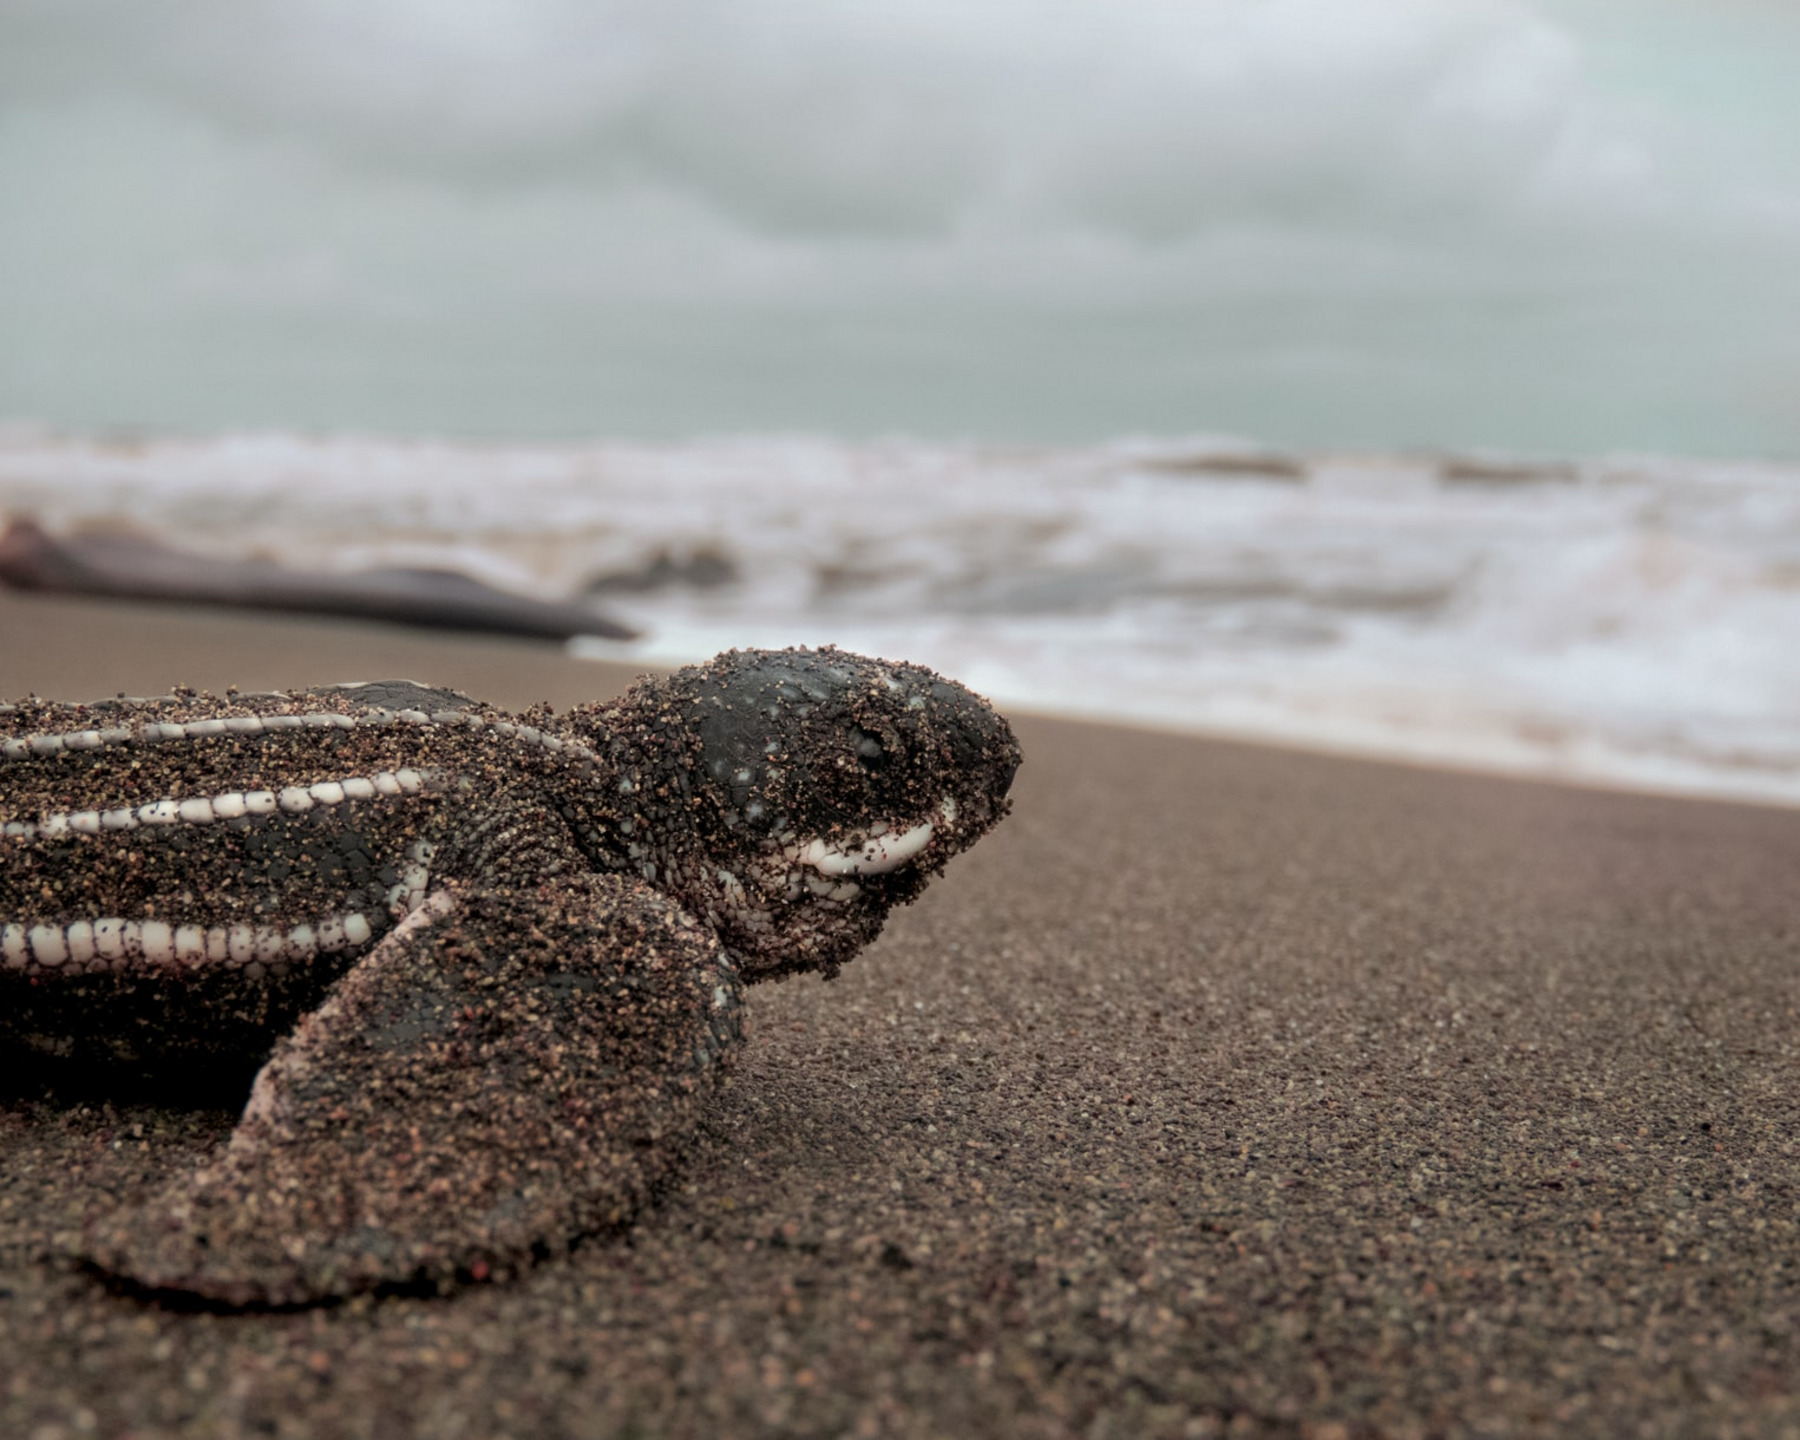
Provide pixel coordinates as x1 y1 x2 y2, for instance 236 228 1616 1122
0 647 1020 1306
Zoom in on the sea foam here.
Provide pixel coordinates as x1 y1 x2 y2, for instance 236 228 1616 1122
2 427 1796 807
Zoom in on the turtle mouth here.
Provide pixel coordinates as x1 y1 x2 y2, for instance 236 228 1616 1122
786 818 934 877
781 797 962 879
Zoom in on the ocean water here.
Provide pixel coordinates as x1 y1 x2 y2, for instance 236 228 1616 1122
2 426 1797 808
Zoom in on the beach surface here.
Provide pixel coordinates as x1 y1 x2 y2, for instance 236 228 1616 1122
3 592 1799 1438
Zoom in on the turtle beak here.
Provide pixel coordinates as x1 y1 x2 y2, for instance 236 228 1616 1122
786 818 937 877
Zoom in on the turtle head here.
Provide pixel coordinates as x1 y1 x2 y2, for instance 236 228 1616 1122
580 647 1020 981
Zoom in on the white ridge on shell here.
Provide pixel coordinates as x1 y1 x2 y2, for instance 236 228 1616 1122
29 925 67 967
0 706 603 768
140 921 174 964
0 908 385 975
6 772 434 841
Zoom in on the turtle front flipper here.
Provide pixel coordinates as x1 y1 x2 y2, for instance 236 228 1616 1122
82 874 743 1307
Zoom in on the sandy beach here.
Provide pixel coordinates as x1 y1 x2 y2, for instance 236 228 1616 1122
3 590 1799 1438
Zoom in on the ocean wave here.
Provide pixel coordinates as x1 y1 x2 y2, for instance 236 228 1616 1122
2 426 1796 807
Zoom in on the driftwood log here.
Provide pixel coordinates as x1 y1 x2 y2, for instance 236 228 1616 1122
0 519 634 641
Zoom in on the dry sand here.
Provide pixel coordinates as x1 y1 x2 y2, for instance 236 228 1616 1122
3 591 1799 1438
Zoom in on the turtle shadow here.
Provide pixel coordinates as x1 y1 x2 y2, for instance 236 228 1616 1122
0 1046 261 1111
0 1058 246 1283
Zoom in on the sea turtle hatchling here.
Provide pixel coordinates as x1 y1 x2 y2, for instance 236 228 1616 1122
0 647 1020 1305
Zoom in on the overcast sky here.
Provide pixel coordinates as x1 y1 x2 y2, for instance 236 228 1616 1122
3 0 1799 456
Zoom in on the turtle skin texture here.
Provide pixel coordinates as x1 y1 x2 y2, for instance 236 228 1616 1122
0 647 1020 1305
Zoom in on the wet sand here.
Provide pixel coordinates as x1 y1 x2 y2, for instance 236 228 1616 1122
3 592 1799 1437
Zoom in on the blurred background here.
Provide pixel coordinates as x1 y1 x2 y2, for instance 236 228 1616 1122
2 0 1798 801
